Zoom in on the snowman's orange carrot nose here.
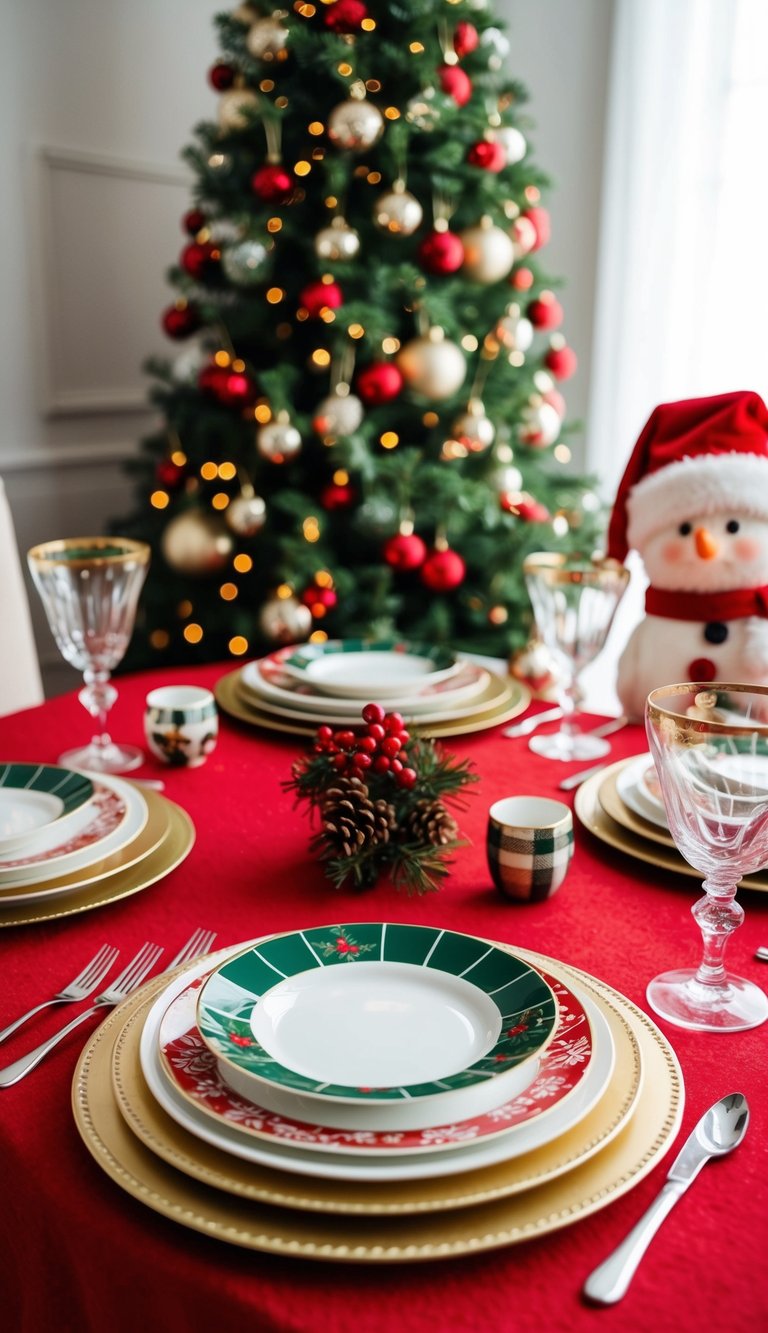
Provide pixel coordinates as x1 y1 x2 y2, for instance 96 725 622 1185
694 526 719 559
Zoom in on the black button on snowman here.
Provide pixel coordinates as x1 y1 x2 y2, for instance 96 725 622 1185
607 390 768 721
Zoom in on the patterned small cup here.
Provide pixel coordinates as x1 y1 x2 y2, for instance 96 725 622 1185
144 686 218 768
487 796 574 902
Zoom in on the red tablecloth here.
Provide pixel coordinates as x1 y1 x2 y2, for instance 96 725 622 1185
0 664 765 1333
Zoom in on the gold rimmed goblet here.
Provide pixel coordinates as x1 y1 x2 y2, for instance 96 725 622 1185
645 682 768 1031
523 552 629 761
28 537 150 774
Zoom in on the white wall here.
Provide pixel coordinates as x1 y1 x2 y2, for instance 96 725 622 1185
0 0 614 694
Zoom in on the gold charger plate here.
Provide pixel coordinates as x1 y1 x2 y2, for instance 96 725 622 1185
72 954 683 1262
110 956 641 1216
215 667 528 739
576 762 768 894
0 794 195 927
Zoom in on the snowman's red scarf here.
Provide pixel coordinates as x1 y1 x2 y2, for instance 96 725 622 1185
645 585 768 621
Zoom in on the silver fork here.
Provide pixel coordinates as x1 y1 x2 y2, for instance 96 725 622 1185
0 944 119 1045
168 927 217 970
0 942 163 1088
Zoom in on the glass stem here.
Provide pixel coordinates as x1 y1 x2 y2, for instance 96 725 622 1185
692 879 744 988
79 669 118 753
559 676 582 741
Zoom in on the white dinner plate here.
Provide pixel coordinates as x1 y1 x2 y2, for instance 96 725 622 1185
279 639 459 699
242 655 491 717
0 773 147 890
139 948 617 1183
615 754 669 829
0 763 94 857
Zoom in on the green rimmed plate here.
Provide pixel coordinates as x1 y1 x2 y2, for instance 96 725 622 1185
197 924 557 1131
281 639 459 699
0 764 94 857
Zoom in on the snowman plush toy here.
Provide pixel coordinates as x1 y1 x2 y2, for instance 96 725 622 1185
608 390 768 721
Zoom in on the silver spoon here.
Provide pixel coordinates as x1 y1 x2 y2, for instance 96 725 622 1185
583 1092 749 1305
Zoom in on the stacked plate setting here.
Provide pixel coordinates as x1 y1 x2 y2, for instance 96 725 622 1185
73 920 685 1262
214 638 529 737
0 761 195 926
574 753 768 893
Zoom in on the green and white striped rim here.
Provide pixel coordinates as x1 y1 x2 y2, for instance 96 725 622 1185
197 923 557 1105
0 764 93 852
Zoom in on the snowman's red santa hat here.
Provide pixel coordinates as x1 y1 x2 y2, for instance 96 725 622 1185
607 390 768 562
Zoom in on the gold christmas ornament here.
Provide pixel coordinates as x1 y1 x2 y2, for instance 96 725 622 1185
405 87 442 131
396 328 466 400
245 15 289 61
451 400 496 453
226 491 267 536
496 125 527 164
259 592 312 644
312 391 364 438
217 87 261 132
496 304 534 352
509 638 563 701
460 218 515 283
161 508 234 575
256 411 302 462
327 99 385 152
314 218 361 261
373 181 423 236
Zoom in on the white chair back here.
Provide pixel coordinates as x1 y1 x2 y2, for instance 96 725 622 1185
0 478 44 716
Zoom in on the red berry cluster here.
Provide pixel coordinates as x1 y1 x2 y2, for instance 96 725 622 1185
313 703 417 789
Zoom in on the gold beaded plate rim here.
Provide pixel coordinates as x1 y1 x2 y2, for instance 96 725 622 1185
575 761 768 894
215 666 529 739
71 950 684 1262
0 795 195 927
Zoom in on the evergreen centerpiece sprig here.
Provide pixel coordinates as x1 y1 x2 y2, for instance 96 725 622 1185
285 702 477 894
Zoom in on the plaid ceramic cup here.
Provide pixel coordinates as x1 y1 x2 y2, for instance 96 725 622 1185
487 796 574 902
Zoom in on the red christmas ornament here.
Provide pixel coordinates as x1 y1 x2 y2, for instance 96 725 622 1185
454 20 479 57
300 584 338 616
198 361 257 407
356 361 403 405
251 163 295 203
382 532 427 572
420 548 466 592
182 207 206 236
161 302 201 340
527 292 564 330
418 229 464 275
320 482 356 510
467 139 506 172
208 62 236 91
300 280 343 318
544 344 578 380
180 240 219 280
438 65 472 107
500 494 550 523
522 206 551 251
510 266 534 291
155 458 187 490
323 0 367 31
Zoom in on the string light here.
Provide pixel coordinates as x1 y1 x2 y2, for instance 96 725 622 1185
149 629 170 650
275 96 288 108
311 348 331 367
325 195 338 209
366 171 381 184
554 444 572 464
423 411 439 427
234 553 253 573
294 160 311 176
220 582 238 600
314 569 334 587
211 493 230 510
332 469 349 485
267 218 282 233
254 403 272 423
259 79 275 92
361 17 376 29
461 335 479 352
229 635 249 655
183 624 204 644
384 107 400 120
150 490 169 509
276 583 294 599
380 431 399 449
170 450 187 466
218 461 236 480
409 41 424 53
303 516 321 541
308 121 324 135
337 62 353 76
214 350 231 367
309 629 329 643
266 287 284 303
177 600 193 617
382 336 400 354
365 79 382 92
200 461 218 480
347 323 365 338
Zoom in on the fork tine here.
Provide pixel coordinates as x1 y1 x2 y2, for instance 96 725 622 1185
109 942 162 993
120 945 163 994
167 928 218 971
68 944 115 990
79 945 119 990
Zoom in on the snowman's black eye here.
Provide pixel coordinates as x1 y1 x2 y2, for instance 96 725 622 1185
678 522 692 536
726 519 740 534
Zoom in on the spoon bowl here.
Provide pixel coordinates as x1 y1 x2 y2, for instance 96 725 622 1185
698 1092 749 1156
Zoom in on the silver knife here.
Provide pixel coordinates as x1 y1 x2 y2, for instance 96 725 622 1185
583 1093 749 1304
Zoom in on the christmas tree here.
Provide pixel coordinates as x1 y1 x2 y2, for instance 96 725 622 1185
114 0 602 669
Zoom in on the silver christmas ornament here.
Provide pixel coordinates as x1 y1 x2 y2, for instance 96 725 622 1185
374 183 423 236
245 16 289 61
161 509 234 575
226 492 267 536
519 400 562 448
327 99 384 152
171 342 209 384
405 86 443 131
256 413 302 462
451 402 496 453
496 126 527 165
481 27 510 69
314 218 360 261
353 495 398 538
259 593 312 645
221 238 269 285
396 330 466 400
460 220 515 283
312 391 364 439
490 462 523 493
496 305 534 352
217 88 260 132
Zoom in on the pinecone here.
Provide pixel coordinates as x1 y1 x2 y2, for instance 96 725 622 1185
403 798 459 847
318 776 397 859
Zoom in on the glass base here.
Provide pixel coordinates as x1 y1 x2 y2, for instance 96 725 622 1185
58 742 144 775
529 731 611 762
646 968 768 1032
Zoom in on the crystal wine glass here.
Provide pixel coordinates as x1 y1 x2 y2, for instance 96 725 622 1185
645 682 768 1031
27 537 150 773
523 552 629 761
